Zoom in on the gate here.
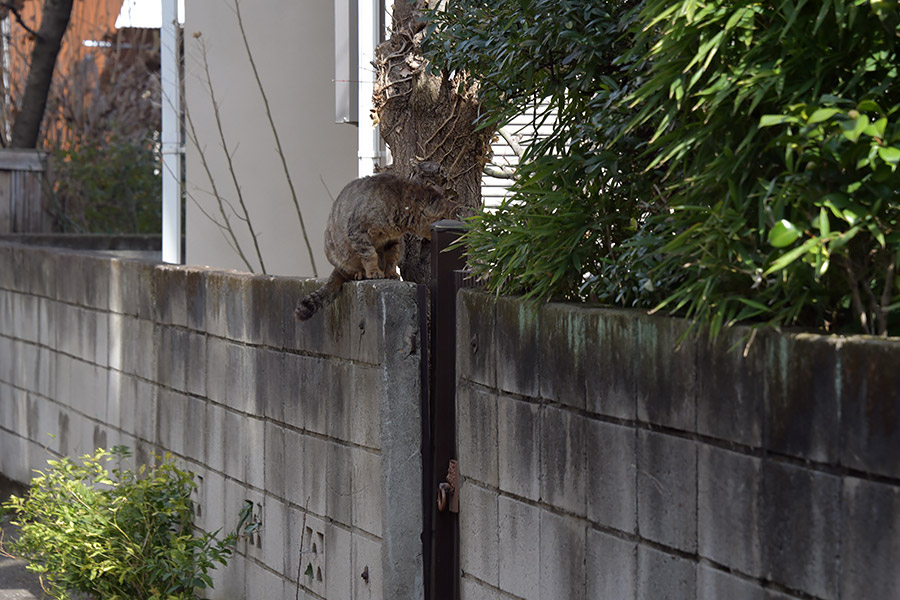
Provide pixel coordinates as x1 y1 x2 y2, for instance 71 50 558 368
421 220 468 600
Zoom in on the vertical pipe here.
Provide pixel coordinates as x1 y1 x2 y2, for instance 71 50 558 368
429 219 466 600
161 0 181 263
357 0 380 177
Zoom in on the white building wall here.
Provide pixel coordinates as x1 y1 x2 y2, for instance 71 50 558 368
184 0 358 277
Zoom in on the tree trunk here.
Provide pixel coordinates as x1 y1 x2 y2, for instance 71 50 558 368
10 0 74 149
373 0 492 283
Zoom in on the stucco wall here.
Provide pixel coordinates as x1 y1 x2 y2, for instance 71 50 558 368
183 0 358 277
0 241 423 600
455 288 900 600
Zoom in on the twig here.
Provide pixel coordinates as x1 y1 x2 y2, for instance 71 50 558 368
1 1 41 39
840 255 870 334
233 0 317 276
184 100 256 272
198 38 267 274
879 260 895 336
295 497 310 600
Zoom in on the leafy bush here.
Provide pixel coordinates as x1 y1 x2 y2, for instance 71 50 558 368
426 0 900 336
425 0 657 304
50 133 162 234
2 447 240 600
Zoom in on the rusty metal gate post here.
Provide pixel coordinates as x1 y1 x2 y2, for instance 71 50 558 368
421 219 466 600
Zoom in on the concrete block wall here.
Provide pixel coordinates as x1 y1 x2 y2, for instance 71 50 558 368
456 289 900 600
0 241 424 600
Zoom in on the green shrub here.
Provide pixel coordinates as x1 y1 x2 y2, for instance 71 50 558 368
426 0 900 336
2 447 241 600
50 133 162 234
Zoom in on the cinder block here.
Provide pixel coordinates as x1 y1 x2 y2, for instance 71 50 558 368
56 252 110 310
634 314 696 432
209 549 245 600
157 326 188 392
156 389 189 456
283 428 305 505
459 481 499 586
351 447 383 538
586 420 636 533
183 395 207 463
185 331 207 397
767 333 841 464
696 325 766 447
222 408 246 481
245 558 284 600
246 274 284 347
761 461 839 600
326 361 353 441
326 440 353 526
206 340 247 412
538 303 587 409
539 509 585 600
497 394 540 501
282 353 311 430
637 430 697 553
12 339 40 393
203 401 226 473
108 259 156 321
498 496 540 600
11 291 39 343
540 406 586 517
286 277 352 358
264 422 286 500
698 564 763 600
347 279 393 366
585 309 637 420
243 415 266 490
182 266 208 332
457 289 497 389
253 347 285 422
37 297 55 348
262 495 288 577
121 317 158 381
840 477 900 599
637 545 696 600
350 365 382 449
495 295 540 398
457 382 499 488
586 529 636 600
153 264 188 327
840 337 900 478
325 521 352 600
69 358 108 422
303 435 328 516
116 374 157 442
352 530 383 600
698 445 762 577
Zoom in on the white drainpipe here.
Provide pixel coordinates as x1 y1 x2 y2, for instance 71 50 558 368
161 0 181 263
357 0 381 177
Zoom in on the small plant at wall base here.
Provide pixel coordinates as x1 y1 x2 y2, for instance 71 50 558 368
1 447 245 600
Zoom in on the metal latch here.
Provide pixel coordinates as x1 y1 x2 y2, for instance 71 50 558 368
436 459 459 513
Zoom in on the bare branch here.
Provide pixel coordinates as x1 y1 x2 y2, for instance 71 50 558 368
233 0 318 276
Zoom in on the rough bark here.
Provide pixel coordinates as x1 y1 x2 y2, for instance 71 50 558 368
373 0 493 283
10 0 74 149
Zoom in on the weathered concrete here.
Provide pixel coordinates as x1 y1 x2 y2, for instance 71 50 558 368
0 241 423 600
456 288 900 600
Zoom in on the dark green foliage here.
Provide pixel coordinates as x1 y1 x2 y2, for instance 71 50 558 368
426 0 900 335
50 133 162 234
1 447 242 600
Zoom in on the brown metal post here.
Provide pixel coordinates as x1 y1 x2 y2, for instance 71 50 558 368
426 219 466 600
